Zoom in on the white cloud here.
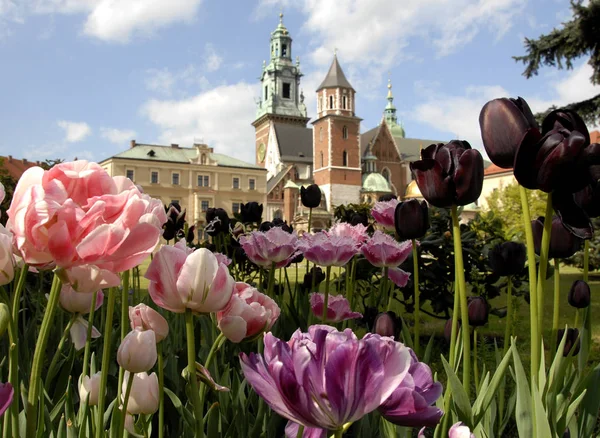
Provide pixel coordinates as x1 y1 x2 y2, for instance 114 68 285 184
141 82 259 163
412 61 600 149
32 0 203 43
57 120 91 143
203 43 222 72
145 65 210 96
101 127 136 145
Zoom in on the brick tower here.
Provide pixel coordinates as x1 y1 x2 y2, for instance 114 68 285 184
312 55 362 210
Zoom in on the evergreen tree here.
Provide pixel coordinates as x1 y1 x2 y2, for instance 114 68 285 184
514 0 600 125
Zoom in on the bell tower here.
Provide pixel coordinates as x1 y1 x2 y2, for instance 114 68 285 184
312 54 362 210
252 14 309 167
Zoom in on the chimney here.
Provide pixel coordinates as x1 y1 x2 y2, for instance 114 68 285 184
7 155 12 162
36 161 41 166
130 139 136 148
22 158 28 165
171 143 179 148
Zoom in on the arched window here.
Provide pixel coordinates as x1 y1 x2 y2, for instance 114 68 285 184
201 154 206 165
382 168 390 182
329 95 333 109
342 126 348 139
274 187 280 200
319 127 323 142
274 209 283 220
342 150 348 167
343 95 347 109
320 151 324 168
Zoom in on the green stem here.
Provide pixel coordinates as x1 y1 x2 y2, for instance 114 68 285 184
550 259 561 354
412 240 420 356
537 192 553 335
346 257 357 309
503 277 513 358
583 239 590 283
519 185 540 383
81 290 99 379
267 262 276 298
45 314 77 393
119 372 135 438
334 430 344 438
205 332 226 370
451 205 471 398
449 264 460 369
157 342 164 438
296 424 305 438
96 286 117 438
473 328 479 393
185 309 203 438
118 271 131 404
384 267 393 312
322 266 332 322
7 265 27 438
25 273 62 437
574 309 580 330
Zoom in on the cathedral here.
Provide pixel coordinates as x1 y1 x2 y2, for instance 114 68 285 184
252 15 442 230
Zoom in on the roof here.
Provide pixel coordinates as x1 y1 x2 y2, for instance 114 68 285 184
267 165 292 193
316 55 354 92
273 123 313 162
102 144 264 170
0 156 40 180
484 163 513 176
361 123 442 162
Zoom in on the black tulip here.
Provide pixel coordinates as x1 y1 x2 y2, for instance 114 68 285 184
303 267 325 290
301 184 322 209
378 194 397 202
259 221 273 232
444 318 460 344
552 189 593 240
205 208 230 236
394 199 429 241
532 216 583 259
488 241 526 277
163 202 187 241
557 328 580 357
568 280 590 309
479 97 540 169
186 225 195 244
410 140 484 208
574 182 600 218
272 217 294 233
468 296 489 327
350 212 369 227
287 252 304 266
240 202 263 224
373 312 401 338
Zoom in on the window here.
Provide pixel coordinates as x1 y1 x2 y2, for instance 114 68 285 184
171 200 179 204
320 151 324 168
126 169 134 181
343 126 348 139
282 43 288 57
264 85 268 100
233 177 240 189
172 173 180 185
282 82 291 99
329 95 334 109
382 168 390 182
343 150 348 167
197 175 209 187
232 203 240 214
274 210 283 220
201 200 209 212
249 178 256 190
319 127 323 142
151 171 158 184
201 154 206 165
343 95 347 109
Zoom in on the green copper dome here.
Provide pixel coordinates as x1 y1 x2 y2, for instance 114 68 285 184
362 172 392 193
390 122 405 138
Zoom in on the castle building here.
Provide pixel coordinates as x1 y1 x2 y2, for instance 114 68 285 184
254 15 444 229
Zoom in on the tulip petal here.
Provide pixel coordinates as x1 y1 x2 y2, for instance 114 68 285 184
0 383 14 417
454 149 484 206
219 315 247 343
552 190 593 240
513 129 547 190
146 245 188 313
410 160 453 208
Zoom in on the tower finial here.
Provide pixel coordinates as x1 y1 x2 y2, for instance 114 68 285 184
279 12 283 23
334 47 338 56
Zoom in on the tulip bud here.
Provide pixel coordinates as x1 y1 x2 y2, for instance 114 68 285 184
444 318 460 344
129 304 169 342
568 280 590 309
557 328 580 357
0 303 10 338
117 329 157 373
394 199 429 241
0 225 15 286
300 184 322 209
186 225 196 244
468 297 488 327
59 284 104 315
373 312 400 338
449 422 475 438
488 242 526 277
240 202 263 224
303 267 325 290
79 372 103 406
122 371 159 415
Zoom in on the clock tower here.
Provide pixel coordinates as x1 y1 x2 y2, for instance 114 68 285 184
252 14 310 167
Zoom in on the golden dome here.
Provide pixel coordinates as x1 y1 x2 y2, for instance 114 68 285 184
404 180 423 199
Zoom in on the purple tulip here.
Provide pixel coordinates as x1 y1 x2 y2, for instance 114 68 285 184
532 216 583 259
467 296 489 327
371 199 399 231
410 140 484 208
239 227 299 268
309 293 362 323
285 422 327 438
395 200 429 241
239 325 412 431
568 280 590 309
298 231 359 267
362 231 413 268
0 383 14 417
379 350 443 427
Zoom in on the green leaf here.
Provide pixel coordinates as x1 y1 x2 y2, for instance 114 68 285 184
532 383 552 438
206 402 220 437
441 355 473 428
423 334 435 364
164 387 195 430
511 343 533 438
577 365 600 437
473 344 512 427
399 315 413 348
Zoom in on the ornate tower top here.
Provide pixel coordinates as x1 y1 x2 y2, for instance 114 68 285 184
383 78 405 138
317 54 355 92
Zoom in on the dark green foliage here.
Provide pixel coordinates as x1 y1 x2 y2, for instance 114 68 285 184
514 0 600 125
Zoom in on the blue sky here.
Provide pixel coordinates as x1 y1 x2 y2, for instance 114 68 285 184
0 0 598 165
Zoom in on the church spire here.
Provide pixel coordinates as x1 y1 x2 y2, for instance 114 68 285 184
383 77 405 138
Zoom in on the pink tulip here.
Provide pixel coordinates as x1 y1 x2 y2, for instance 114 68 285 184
0 383 14 417
129 304 169 342
145 241 235 314
0 225 15 286
122 371 159 415
298 231 358 267
309 293 362 323
117 329 157 373
6 161 166 286
362 231 413 268
371 199 399 231
214 253 232 266
70 316 101 350
239 227 299 268
328 222 369 244
59 284 104 314
449 422 475 438
79 372 103 406
59 265 121 294
388 267 411 287
0 182 5 204
217 282 280 343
